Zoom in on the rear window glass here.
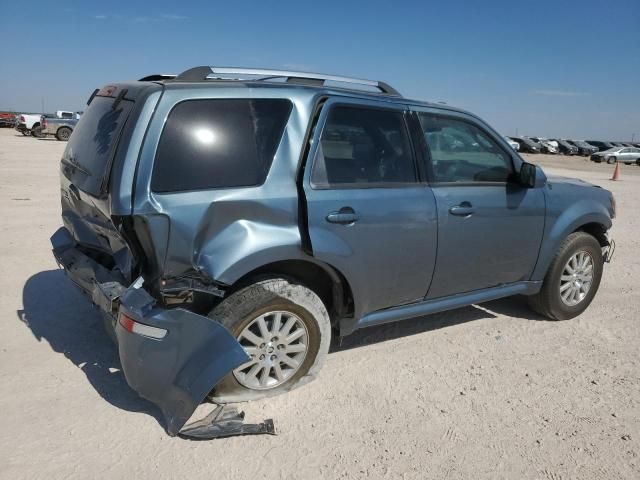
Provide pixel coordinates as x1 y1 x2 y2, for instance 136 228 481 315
61 95 133 197
151 99 292 192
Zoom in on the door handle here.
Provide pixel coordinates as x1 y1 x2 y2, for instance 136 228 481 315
326 207 359 225
449 202 474 217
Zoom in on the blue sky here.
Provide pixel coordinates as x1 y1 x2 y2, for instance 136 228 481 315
1 0 638 140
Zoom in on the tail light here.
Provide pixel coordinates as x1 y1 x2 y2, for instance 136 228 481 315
20 115 25 122
118 312 167 339
42 118 47 128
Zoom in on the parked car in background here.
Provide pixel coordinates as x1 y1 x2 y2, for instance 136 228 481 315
566 140 598 156
0 112 16 127
505 136 520 151
51 66 615 436
551 139 578 155
591 146 640 165
14 113 43 136
40 111 82 141
529 137 559 154
586 140 616 152
510 136 541 153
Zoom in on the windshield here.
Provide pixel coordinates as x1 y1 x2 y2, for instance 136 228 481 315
60 95 133 197
602 147 621 153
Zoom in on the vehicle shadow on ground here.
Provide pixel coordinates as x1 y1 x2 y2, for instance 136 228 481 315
18 270 547 421
331 295 547 352
17 269 164 426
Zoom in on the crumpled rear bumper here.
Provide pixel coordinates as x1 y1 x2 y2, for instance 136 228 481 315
51 227 249 435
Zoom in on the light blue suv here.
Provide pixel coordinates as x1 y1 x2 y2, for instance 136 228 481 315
51 66 615 435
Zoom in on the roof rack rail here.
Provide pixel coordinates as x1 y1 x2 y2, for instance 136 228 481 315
172 66 401 96
139 74 177 81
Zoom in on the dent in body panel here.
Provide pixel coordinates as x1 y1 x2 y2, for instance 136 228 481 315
133 88 317 285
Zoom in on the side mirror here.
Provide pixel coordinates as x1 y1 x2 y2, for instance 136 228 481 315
518 162 537 188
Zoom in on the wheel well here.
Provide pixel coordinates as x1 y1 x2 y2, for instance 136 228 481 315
229 260 354 325
574 222 608 247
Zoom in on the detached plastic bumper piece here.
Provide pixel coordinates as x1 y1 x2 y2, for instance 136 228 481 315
180 405 276 439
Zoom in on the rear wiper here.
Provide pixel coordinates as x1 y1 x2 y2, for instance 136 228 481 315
61 157 92 177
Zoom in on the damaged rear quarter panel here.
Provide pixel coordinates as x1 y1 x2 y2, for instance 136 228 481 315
132 87 318 283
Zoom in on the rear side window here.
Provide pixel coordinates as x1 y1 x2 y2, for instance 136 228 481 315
151 99 292 192
311 106 416 187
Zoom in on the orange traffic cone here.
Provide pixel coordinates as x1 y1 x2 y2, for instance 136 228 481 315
611 162 621 181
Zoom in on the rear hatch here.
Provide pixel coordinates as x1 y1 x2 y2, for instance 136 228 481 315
59 85 137 282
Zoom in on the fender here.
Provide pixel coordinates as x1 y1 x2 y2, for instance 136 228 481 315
531 198 612 281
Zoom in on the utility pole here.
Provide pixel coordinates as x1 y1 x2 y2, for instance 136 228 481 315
633 133 636 143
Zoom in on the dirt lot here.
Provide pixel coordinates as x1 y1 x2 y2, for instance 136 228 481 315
1 128 639 479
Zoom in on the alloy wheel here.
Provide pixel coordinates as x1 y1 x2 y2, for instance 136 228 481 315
233 310 309 390
559 251 594 307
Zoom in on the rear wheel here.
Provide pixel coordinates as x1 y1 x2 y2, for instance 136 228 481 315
31 125 43 138
208 277 331 403
56 127 72 141
528 232 603 320
607 156 616 164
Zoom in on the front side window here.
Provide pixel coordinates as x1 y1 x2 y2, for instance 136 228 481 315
417 113 513 183
311 105 416 187
152 98 292 192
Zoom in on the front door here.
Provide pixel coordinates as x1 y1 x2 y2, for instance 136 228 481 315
411 108 546 299
303 98 438 317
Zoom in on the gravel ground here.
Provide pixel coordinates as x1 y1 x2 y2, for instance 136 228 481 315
1 128 639 479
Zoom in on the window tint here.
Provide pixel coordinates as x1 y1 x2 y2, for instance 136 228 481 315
152 99 292 192
417 113 513 183
311 106 416 187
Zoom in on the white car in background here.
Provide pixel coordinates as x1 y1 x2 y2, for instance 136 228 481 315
530 137 559 154
504 136 520 151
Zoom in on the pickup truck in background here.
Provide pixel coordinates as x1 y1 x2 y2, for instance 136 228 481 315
40 111 82 141
0 112 17 127
14 113 43 136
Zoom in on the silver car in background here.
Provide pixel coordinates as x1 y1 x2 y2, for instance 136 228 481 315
504 136 520 151
591 146 640 165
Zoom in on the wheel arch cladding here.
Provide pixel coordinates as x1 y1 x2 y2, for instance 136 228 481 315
224 259 355 325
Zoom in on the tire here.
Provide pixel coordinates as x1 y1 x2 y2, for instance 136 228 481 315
31 125 43 138
21 130 30 136
208 277 331 403
528 232 603 320
607 156 616 164
56 127 72 141
636 159 640 166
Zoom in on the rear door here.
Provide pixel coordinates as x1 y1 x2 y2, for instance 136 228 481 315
411 107 546 299
303 97 438 317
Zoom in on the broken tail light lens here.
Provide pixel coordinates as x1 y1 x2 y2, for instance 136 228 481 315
118 312 167 339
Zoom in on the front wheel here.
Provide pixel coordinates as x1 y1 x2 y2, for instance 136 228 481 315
208 278 331 403
607 156 616 164
528 232 603 320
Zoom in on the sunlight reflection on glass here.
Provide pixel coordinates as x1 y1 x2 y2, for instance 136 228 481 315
194 128 216 145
